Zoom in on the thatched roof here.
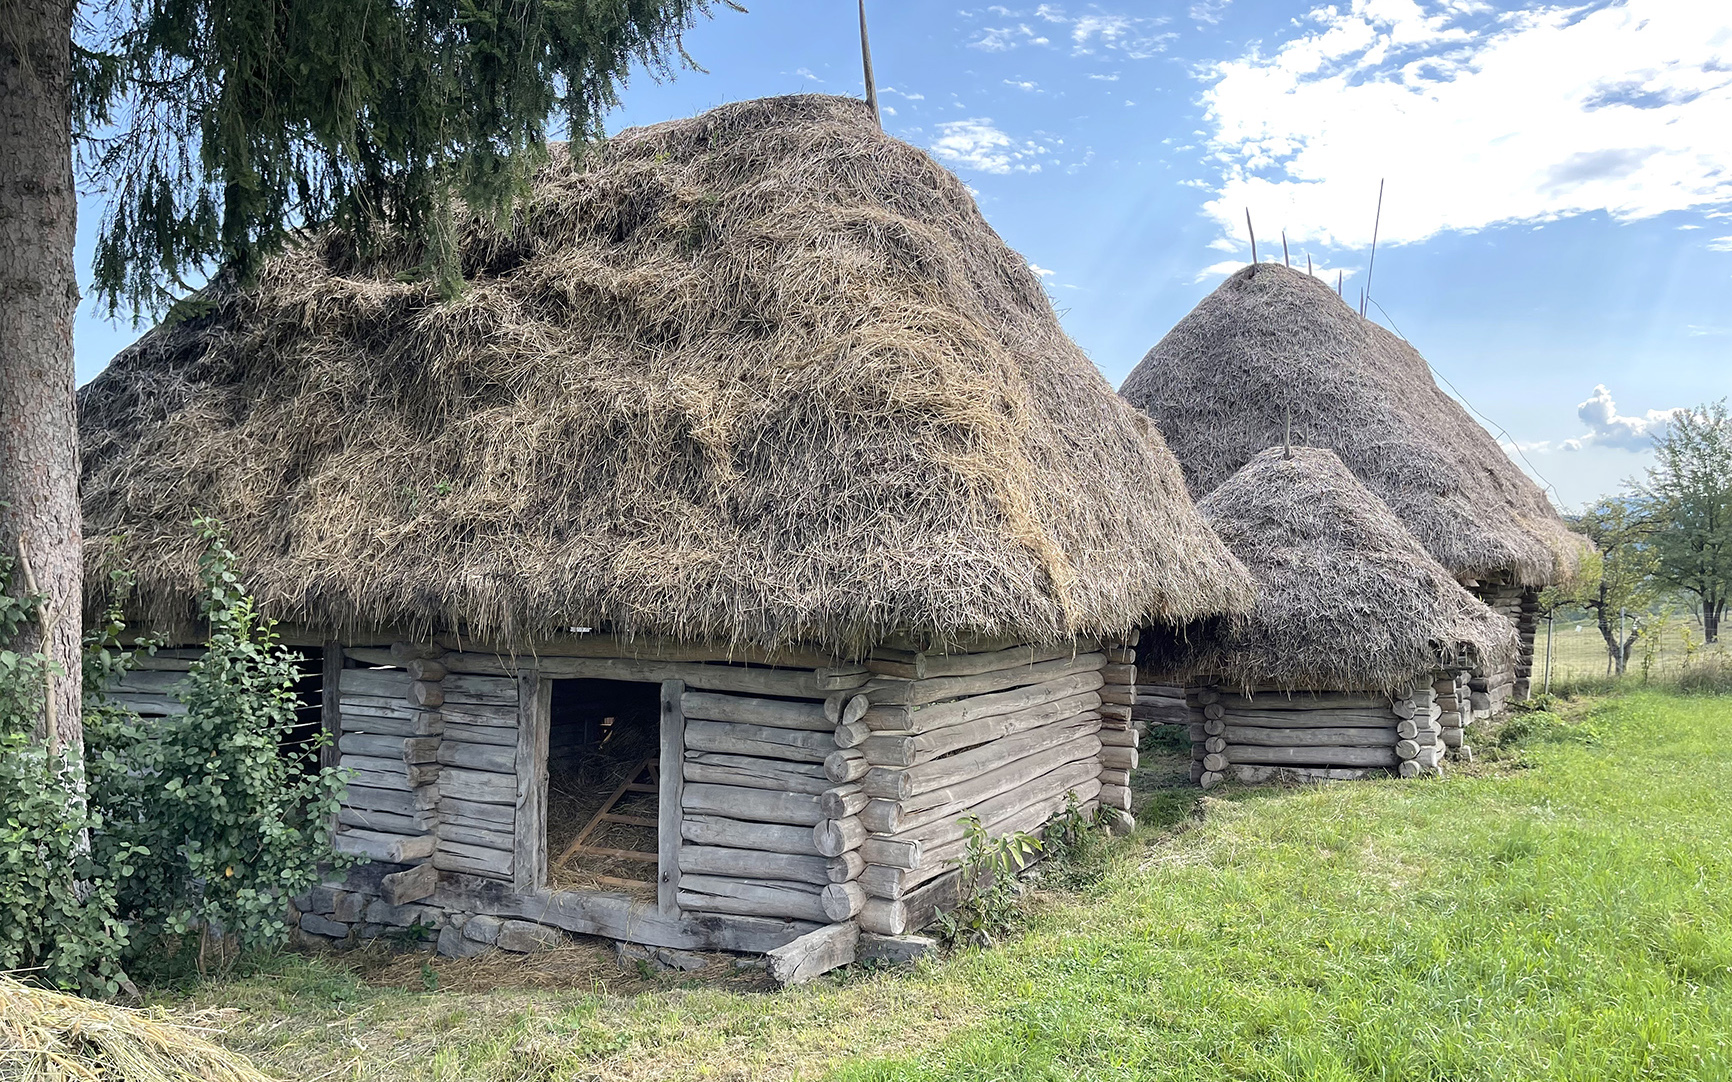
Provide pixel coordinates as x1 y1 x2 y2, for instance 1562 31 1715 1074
79 94 1251 655
1120 263 1585 586
1144 446 1517 692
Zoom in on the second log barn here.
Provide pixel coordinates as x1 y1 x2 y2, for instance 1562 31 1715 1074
1141 446 1518 786
75 96 1253 970
1121 263 1587 724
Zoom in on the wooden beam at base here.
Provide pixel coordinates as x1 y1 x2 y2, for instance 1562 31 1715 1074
432 874 818 953
767 921 859 986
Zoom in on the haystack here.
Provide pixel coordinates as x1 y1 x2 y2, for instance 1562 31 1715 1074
79 95 1248 966
1144 447 1517 787
1122 261 1585 713
80 94 1248 655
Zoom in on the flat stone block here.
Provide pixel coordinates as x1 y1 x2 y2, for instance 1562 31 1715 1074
858 933 939 966
463 914 503 944
495 919 564 953
300 913 351 939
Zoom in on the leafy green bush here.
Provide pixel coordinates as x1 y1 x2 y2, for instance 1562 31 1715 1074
0 551 134 994
935 817 1043 948
87 521 349 968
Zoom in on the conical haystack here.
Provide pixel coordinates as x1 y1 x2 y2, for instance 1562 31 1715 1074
1146 446 1517 693
80 94 1251 654
1121 263 1584 587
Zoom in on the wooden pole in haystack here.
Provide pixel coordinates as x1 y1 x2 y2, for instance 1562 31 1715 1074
1362 178 1384 317
1246 209 1258 271
1282 231 1289 268
859 1 881 129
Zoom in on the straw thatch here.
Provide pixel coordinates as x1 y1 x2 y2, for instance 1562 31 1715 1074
79 94 1250 654
1120 263 1584 586
1144 446 1518 693
0 976 274 1082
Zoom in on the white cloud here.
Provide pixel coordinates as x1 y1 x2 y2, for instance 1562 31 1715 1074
1560 385 1687 452
1086 72 1121 81
1029 263 1056 277
1197 0 1732 251
882 87 925 101
1708 236 1732 252
1004 78 1042 91
1194 257 1355 285
969 23 1044 51
929 119 1049 174
793 67 822 83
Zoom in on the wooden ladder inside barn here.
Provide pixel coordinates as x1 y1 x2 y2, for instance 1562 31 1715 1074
552 757 660 891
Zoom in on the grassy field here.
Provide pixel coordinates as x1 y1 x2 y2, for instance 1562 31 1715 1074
164 690 1732 1081
1535 614 1717 683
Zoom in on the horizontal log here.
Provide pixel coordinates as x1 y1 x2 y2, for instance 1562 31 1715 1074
438 808 516 834
345 783 438 814
682 691 832 732
438 742 517 773
437 702 518 729
821 881 866 922
341 668 411 699
110 669 189 695
444 721 516 747
1396 739 1421 759
436 822 515 852
1100 745 1138 771
820 784 868 820
864 669 1106 733
683 783 824 827
1227 744 1399 768
863 653 1106 707
441 796 514 826
433 843 513 880
1105 646 1136 665
767 921 858 986
865 714 1101 802
683 815 819 856
1098 784 1131 811
813 816 866 857
409 680 444 708
824 748 869 784
1217 692 1393 711
336 829 436 863
446 652 830 699
684 752 832 795
1099 686 1136 706
1101 663 1136 685
338 806 436 834
823 693 871 726
338 734 441 763
873 736 1100 840
339 708 443 738
438 767 518 806
340 755 440 787
1098 727 1138 748
1217 709 1399 727
861 692 1101 767
833 721 871 749
684 720 834 763
1222 725 1398 748
1098 767 1130 787
338 695 422 722
678 875 828 923
679 845 837 886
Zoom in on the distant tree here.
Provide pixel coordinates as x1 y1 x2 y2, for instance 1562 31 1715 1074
1639 401 1732 644
1543 499 1658 676
2 0 734 761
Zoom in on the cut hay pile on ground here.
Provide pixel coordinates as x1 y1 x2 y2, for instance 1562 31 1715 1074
0 976 274 1082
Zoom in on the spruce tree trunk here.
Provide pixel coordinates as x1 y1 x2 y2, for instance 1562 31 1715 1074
0 0 83 752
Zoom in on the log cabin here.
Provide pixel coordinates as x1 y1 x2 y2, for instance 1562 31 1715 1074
1141 447 1518 786
76 95 1253 969
1120 263 1588 719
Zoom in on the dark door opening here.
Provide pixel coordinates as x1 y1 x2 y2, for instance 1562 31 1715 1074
545 678 662 895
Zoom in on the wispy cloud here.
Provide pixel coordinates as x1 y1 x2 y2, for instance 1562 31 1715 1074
1189 0 1231 25
964 5 1175 58
793 67 822 83
1196 0 1732 250
1708 236 1732 252
929 118 1049 174
1004 78 1042 92
1029 263 1056 277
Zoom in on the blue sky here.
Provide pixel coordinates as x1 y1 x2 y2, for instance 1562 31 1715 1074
73 0 1732 510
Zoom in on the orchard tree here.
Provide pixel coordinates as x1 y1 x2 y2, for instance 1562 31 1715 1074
1640 401 1732 644
1544 498 1657 677
1 0 737 753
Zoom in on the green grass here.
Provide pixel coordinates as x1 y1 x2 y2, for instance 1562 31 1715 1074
172 691 1732 1081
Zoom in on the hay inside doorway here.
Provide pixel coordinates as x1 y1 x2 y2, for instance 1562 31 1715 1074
544 679 662 897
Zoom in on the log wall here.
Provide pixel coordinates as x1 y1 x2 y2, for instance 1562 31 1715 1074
852 639 1115 936
1468 578 1536 715
1187 679 1451 788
